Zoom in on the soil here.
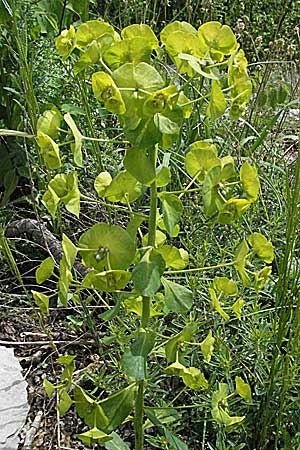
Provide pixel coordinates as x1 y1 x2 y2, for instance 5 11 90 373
0 305 108 450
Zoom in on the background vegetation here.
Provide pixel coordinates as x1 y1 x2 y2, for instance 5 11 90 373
0 1 299 449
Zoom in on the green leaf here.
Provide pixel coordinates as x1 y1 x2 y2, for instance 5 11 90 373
42 185 60 217
82 270 131 292
160 21 197 45
206 80 226 121
104 38 153 69
122 350 146 380
57 355 76 365
156 245 189 270
58 262 72 307
122 23 158 49
74 385 109 429
43 378 55 398
182 367 208 390
211 382 228 409
154 113 179 135
220 155 236 181
177 92 192 118
212 406 245 428
228 49 252 119
231 297 245 320
162 278 193 313
61 104 85 115
123 295 163 318
64 113 83 167
165 322 197 363
77 427 112 445
55 25 76 59
113 62 164 93
100 297 121 320
73 35 114 74
76 20 115 48
218 198 251 224
200 329 215 363
58 234 77 307
144 407 180 429
37 131 61 169
131 329 156 357
142 229 167 247
213 276 238 296
57 388 73 416
92 71 126 115
143 85 179 117
37 110 61 139
248 232 274 263
240 162 260 201
62 233 77 268
32 290 49 315
185 140 219 182
235 376 252 403
202 164 223 217
158 192 183 236
211 382 245 427
35 257 54 284
0 129 33 138
132 249 165 297
164 31 203 76
79 222 135 271
198 21 237 61
124 147 156 185
234 240 250 286
100 384 137 433
111 62 164 145
254 266 272 291
164 360 186 376
156 165 171 187
104 432 130 450
104 171 143 204
209 288 230 321
178 53 220 80
146 409 189 449
126 214 145 240
43 172 80 218
94 171 112 197
164 429 189 450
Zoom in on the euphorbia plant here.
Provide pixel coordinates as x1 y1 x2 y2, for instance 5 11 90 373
31 19 274 449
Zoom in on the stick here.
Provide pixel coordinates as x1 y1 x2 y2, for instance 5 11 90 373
22 410 43 450
0 339 102 346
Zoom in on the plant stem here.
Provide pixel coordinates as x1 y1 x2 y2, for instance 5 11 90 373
167 261 234 275
81 194 148 218
77 75 104 172
134 145 158 450
83 135 129 144
147 145 158 247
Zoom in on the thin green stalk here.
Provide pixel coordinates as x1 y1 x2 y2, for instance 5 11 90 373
77 75 103 172
83 135 129 144
11 5 39 133
0 225 31 301
167 261 234 275
256 147 300 449
135 145 158 450
81 194 148 218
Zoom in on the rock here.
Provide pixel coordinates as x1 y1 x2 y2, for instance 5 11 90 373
0 347 29 450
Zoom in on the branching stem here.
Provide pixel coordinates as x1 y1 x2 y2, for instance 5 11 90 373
135 145 158 450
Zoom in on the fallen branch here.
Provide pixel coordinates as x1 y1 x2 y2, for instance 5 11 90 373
22 410 43 450
0 338 102 346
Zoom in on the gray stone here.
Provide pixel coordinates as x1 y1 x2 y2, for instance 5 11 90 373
0 347 29 450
